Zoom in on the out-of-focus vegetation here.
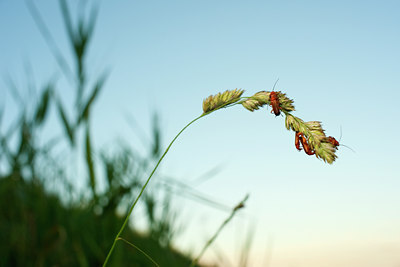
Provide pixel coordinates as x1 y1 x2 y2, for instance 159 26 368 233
0 1 202 266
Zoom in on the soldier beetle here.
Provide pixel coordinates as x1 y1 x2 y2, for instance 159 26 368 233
327 136 339 147
269 91 280 116
300 133 315 155
295 131 315 155
295 132 302 151
326 133 355 152
269 79 281 116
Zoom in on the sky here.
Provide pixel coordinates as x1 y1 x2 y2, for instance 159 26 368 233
1 0 400 266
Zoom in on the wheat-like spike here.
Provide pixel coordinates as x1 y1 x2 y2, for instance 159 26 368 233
314 142 338 163
202 89 244 113
277 92 295 112
285 114 338 164
241 91 269 111
305 121 325 147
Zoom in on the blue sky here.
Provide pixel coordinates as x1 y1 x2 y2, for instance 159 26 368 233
1 0 400 266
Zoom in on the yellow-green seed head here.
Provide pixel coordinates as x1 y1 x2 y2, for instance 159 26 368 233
285 115 338 164
277 92 295 112
314 142 338 164
202 89 244 114
241 91 269 112
285 114 304 132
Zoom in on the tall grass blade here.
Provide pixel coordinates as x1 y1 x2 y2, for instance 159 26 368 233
85 123 96 200
26 0 74 82
34 83 52 126
78 74 107 124
56 98 74 146
60 0 98 93
117 237 160 267
86 1 99 43
59 0 75 49
151 112 161 158
190 194 249 267
16 118 29 159
159 176 231 212
4 74 24 106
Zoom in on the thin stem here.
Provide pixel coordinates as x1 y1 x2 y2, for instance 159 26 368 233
117 237 160 267
103 113 206 266
190 194 249 267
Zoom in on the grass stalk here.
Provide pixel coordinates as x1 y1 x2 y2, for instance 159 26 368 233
190 194 249 267
103 113 207 266
117 237 160 267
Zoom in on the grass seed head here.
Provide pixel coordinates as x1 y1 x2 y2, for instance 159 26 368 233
202 89 244 114
314 142 338 163
286 115 338 164
241 91 269 111
277 92 295 112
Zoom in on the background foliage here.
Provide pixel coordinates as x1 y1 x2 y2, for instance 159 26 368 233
0 1 205 266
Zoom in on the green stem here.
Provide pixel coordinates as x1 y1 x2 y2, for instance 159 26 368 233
117 237 160 267
103 113 206 266
189 194 249 267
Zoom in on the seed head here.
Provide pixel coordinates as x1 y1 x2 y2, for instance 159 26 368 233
202 89 244 114
305 121 325 147
314 141 338 164
286 114 338 163
242 91 269 111
277 92 295 112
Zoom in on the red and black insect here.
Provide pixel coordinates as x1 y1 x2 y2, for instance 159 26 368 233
269 91 280 116
269 79 281 116
295 131 315 155
300 133 315 155
326 136 339 147
326 134 355 152
295 132 302 151
326 126 355 152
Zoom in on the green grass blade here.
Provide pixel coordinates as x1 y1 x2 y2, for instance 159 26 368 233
78 74 107 124
190 194 249 267
151 112 161 158
86 1 99 42
59 0 75 48
4 74 24 106
56 98 74 146
117 237 160 267
34 83 52 125
26 0 74 82
85 123 96 200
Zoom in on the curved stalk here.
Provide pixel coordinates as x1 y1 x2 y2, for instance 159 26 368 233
103 113 207 266
117 237 160 267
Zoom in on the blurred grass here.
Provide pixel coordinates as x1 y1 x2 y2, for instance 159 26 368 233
0 1 199 266
0 173 196 266
0 1 252 266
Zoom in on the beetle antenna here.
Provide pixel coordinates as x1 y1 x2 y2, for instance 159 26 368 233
340 143 356 153
272 78 279 91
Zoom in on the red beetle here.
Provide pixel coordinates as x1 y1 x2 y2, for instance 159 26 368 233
295 132 302 151
269 79 281 116
269 91 281 116
327 136 339 147
295 132 315 155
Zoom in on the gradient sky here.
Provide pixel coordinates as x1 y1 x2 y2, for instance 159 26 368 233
1 1 400 266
